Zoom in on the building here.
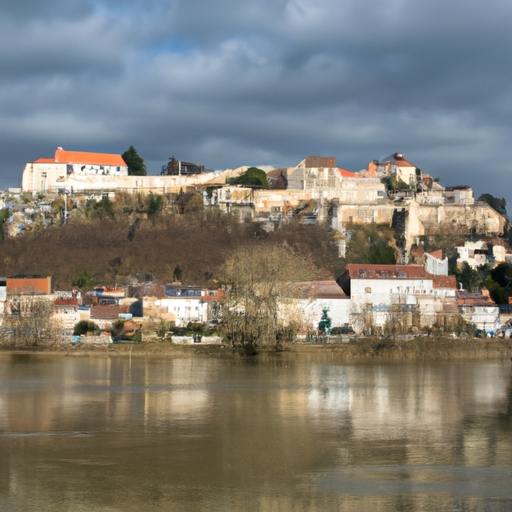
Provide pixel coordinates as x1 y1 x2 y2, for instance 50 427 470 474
155 285 223 326
7 275 52 294
280 280 350 332
22 147 128 194
456 240 506 269
287 156 387 205
425 250 448 276
374 153 420 187
337 264 458 333
457 291 499 334
164 157 205 176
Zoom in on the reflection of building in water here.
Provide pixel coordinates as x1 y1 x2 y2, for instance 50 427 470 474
2 356 512 512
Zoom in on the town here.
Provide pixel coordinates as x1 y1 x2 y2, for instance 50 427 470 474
0 147 510 347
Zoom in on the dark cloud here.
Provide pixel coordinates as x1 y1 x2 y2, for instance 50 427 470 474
1 0 512 207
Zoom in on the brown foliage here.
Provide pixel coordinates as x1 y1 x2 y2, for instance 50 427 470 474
0 212 341 290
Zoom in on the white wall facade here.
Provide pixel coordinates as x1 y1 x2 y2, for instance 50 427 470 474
296 297 351 330
351 277 435 308
459 305 499 332
425 253 449 276
156 298 208 326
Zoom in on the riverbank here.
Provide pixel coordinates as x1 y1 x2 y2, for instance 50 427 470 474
2 337 512 361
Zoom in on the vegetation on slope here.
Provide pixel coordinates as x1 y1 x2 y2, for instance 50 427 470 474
0 205 344 290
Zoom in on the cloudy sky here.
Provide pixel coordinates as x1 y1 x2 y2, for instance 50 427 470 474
1 0 511 206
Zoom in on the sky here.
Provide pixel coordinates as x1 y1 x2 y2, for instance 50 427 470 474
1 0 511 207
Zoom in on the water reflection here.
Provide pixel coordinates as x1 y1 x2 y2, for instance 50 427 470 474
0 353 511 511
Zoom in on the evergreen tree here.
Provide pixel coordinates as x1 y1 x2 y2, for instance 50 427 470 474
230 167 269 187
173 265 183 282
122 146 147 176
147 194 163 216
478 193 506 216
318 308 332 334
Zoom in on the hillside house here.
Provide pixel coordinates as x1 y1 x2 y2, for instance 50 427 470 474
425 250 448 276
456 240 506 269
375 153 420 187
22 147 128 194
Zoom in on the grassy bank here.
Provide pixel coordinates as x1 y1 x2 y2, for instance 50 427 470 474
2 337 512 361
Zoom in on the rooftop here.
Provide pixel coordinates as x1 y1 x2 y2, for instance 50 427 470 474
284 280 348 299
457 291 496 306
34 147 126 167
346 264 428 280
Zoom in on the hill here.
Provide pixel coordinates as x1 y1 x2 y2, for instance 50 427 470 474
0 212 343 290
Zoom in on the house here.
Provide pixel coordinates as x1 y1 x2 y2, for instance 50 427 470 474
337 264 458 333
374 153 420 187
456 240 506 269
155 285 223 326
425 250 448 276
22 147 128 194
280 280 350 332
457 291 499 333
444 186 475 205
90 304 131 329
53 296 81 334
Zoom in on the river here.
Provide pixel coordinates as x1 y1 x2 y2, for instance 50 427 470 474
0 352 511 511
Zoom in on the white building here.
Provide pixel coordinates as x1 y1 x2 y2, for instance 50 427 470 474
338 264 458 333
155 285 221 327
456 240 506 269
375 153 420 187
425 250 448 276
22 147 128 194
281 281 350 332
287 156 387 204
457 291 499 333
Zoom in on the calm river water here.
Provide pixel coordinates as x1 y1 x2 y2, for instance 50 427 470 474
0 352 511 511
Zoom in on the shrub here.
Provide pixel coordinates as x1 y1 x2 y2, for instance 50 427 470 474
73 320 98 335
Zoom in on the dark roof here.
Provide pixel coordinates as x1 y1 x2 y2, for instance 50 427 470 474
457 291 495 305
90 305 129 320
346 264 427 279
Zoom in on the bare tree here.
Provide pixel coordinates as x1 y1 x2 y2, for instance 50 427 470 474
2 296 63 347
219 243 322 353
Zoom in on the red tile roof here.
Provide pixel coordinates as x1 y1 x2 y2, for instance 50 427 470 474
338 168 357 178
34 148 126 166
457 291 496 306
90 304 129 320
54 298 79 306
432 275 457 289
429 250 443 260
410 247 425 256
346 264 427 280
55 148 126 166
201 289 224 301
393 156 415 167
34 158 56 163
